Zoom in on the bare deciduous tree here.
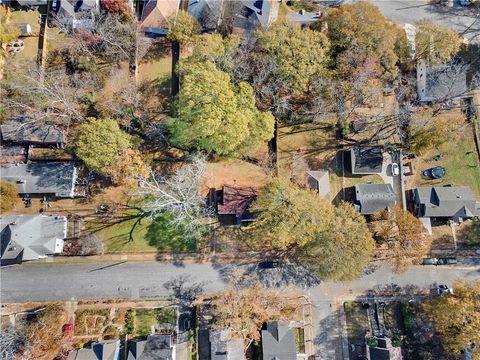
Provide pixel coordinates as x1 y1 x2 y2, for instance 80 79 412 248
78 234 103 255
0 323 26 360
135 154 212 237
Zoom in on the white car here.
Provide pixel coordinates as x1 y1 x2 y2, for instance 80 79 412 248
391 163 400 176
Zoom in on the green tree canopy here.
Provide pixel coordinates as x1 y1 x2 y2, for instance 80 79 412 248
168 59 274 155
415 21 462 63
254 21 330 92
319 1 401 80
297 202 375 281
250 178 335 250
0 180 19 212
191 33 240 73
424 280 480 359
74 118 132 175
167 10 201 44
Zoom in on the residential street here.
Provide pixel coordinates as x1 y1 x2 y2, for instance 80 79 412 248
370 0 480 43
1 261 479 359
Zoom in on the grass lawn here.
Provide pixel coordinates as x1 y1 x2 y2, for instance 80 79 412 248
344 302 369 345
409 109 480 196
87 211 198 253
135 307 177 336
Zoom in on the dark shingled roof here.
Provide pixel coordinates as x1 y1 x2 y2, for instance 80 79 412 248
0 162 77 198
351 147 384 174
217 185 257 221
421 62 468 102
414 186 480 218
355 184 396 214
261 321 297 360
1 117 64 145
126 335 174 360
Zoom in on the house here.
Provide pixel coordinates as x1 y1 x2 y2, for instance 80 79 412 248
187 0 223 31
413 186 480 221
354 184 396 215
127 335 176 360
209 329 244 360
215 185 257 226
140 0 181 35
261 321 297 360
1 116 65 148
366 336 402 360
52 0 99 30
350 146 384 175
67 340 120 360
230 0 279 37
0 162 78 198
0 214 67 265
417 59 469 103
307 170 330 199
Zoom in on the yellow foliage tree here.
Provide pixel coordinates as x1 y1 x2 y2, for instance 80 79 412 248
415 21 462 63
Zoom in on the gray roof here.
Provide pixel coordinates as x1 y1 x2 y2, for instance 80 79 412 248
209 329 244 360
287 10 321 26
414 186 480 218
1 117 64 145
127 335 174 360
188 0 223 30
355 184 396 215
0 162 77 198
261 321 297 360
419 61 468 102
0 215 66 263
232 0 279 36
67 340 120 360
307 170 330 198
351 147 384 174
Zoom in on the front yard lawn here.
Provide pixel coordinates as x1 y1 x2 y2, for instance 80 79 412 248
87 211 198 253
135 307 177 336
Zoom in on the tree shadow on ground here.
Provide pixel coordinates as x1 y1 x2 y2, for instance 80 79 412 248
164 274 208 308
211 259 320 289
146 213 197 253
313 311 341 360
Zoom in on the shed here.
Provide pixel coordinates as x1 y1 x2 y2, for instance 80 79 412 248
307 170 330 199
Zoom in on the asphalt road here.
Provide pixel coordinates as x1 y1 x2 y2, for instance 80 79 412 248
370 0 480 43
1 261 479 359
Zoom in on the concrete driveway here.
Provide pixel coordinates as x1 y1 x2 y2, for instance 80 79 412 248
370 0 480 44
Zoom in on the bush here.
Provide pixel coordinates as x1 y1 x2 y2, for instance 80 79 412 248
401 303 414 333
0 180 19 212
392 334 401 347
78 234 103 256
124 310 135 334
366 336 378 348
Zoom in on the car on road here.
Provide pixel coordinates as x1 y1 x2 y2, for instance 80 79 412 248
436 285 453 295
422 166 446 179
422 257 457 265
391 163 400 176
258 261 280 269
423 258 439 265
437 257 458 265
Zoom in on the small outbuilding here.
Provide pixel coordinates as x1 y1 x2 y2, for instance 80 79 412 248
307 170 330 199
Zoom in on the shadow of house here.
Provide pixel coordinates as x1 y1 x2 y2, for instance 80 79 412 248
210 185 257 226
0 162 79 198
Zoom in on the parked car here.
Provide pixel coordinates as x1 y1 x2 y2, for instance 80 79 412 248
423 258 439 265
437 257 458 265
391 163 400 176
258 261 280 269
422 166 446 179
436 285 453 295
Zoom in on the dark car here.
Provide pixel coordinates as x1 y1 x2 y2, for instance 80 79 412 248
437 257 457 265
258 261 280 269
422 258 439 265
422 166 446 179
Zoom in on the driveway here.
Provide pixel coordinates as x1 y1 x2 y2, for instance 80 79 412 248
1 261 480 359
369 0 480 44
380 151 404 208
